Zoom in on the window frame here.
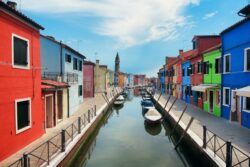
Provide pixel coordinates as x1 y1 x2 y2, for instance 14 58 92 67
78 85 83 96
244 48 250 72
73 57 78 70
65 54 72 63
223 54 231 74
223 87 230 106
215 57 221 74
12 34 30 69
243 97 250 112
15 97 32 134
203 61 209 75
78 60 82 71
197 61 202 74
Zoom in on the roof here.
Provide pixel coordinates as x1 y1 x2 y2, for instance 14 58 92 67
202 43 221 55
181 49 194 61
84 60 95 66
0 1 44 30
41 85 55 90
221 17 250 35
41 35 86 59
42 79 69 88
192 35 220 41
238 4 250 17
99 65 108 68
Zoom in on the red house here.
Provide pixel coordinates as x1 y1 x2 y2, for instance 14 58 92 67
190 35 221 108
83 61 95 98
0 1 44 160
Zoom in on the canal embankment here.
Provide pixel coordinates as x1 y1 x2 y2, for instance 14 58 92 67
151 91 250 167
1 87 122 167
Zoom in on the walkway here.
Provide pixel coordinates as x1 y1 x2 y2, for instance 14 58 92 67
1 87 121 167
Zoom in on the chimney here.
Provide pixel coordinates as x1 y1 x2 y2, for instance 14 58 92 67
96 59 99 65
179 49 183 55
7 1 17 10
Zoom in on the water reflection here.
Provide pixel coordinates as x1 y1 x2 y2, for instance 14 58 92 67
144 120 162 136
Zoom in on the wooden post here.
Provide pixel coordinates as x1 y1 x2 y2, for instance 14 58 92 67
23 153 29 167
157 92 162 101
226 141 232 167
94 105 97 116
167 97 177 113
174 117 194 149
88 110 91 123
170 104 188 135
203 126 207 148
61 130 65 152
164 95 171 109
78 117 81 134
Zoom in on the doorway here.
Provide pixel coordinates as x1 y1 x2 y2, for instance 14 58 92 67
45 94 53 128
209 91 213 113
57 90 63 122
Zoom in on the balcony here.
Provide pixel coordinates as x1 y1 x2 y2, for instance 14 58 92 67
42 72 78 85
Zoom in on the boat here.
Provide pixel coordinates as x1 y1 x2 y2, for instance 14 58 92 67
144 108 162 124
114 95 125 106
142 94 151 100
141 100 154 110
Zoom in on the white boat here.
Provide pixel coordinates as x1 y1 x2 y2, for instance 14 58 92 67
144 108 162 124
114 95 125 105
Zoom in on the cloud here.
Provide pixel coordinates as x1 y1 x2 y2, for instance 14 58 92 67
202 11 218 20
20 0 200 48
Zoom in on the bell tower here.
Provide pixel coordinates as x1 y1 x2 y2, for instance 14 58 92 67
114 52 120 86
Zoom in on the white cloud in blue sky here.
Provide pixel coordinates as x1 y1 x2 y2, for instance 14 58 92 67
202 11 218 20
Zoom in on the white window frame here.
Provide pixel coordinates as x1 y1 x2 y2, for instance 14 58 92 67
15 97 32 134
244 48 250 72
223 87 230 106
12 34 30 69
223 54 231 74
197 61 202 74
243 96 250 113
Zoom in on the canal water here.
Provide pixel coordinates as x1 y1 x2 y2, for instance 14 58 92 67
69 89 196 167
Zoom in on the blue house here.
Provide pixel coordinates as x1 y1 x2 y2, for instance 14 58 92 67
127 73 134 87
41 35 86 116
221 5 250 128
181 60 191 103
158 68 165 93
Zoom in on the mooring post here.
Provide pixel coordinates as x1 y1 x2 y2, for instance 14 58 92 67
102 93 109 104
167 97 177 113
61 130 66 152
157 92 162 101
78 117 81 134
23 153 29 167
226 141 232 167
94 105 97 116
88 110 91 123
170 104 188 135
203 125 207 148
174 117 194 149
164 95 172 109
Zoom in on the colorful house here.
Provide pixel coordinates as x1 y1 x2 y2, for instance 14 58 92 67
41 35 86 116
220 5 250 128
41 80 69 128
94 60 107 93
0 1 44 160
108 69 114 87
190 35 221 108
83 61 95 98
165 57 178 95
192 44 222 117
158 68 165 93
172 52 183 99
127 73 134 87
118 72 126 88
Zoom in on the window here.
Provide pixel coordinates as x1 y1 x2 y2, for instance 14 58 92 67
216 90 220 105
244 97 250 111
187 68 190 76
15 98 31 133
223 88 230 106
224 54 230 73
182 69 185 76
197 92 202 98
65 54 71 63
245 48 250 71
203 61 209 74
78 60 82 71
215 58 221 74
193 41 198 49
190 64 195 74
197 62 202 73
73 58 78 70
78 85 83 96
13 34 29 68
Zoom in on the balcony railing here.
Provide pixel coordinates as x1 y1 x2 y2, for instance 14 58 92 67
42 72 78 84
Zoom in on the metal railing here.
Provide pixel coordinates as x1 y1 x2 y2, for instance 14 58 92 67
9 106 98 167
42 72 78 84
203 126 250 167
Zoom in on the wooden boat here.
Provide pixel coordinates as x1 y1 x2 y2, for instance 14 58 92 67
141 100 154 110
144 108 162 124
114 95 125 106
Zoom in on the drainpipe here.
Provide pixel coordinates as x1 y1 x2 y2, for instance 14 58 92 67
60 41 63 76
67 87 70 118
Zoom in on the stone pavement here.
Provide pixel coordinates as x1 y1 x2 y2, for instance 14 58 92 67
154 92 250 166
0 87 122 167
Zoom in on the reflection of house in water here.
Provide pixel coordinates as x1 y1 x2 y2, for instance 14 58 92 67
134 89 140 96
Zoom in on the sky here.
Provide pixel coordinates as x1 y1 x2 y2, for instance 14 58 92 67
8 0 249 77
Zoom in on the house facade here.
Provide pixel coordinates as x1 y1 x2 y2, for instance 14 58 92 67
94 60 107 93
83 61 95 98
172 56 182 99
127 73 134 87
221 6 250 128
40 35 86 116
0 1 44 160
158 68 165 93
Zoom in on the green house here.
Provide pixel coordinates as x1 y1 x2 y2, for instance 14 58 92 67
202 45 221 117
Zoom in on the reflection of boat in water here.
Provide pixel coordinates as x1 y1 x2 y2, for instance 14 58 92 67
144 120 162 136
144 108 162 124
114 95 125 106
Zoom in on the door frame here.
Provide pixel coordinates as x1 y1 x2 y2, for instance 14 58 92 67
45 94 54 129
209 90 214 113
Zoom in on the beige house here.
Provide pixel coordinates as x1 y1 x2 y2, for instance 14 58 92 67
94 60 108 93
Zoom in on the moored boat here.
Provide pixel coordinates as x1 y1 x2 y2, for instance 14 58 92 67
141 100 154 110
144 108 162 124
114 95 125 106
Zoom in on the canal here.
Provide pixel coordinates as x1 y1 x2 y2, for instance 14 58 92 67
68 89 197 167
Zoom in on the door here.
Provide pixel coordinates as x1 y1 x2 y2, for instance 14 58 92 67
57 90 63 121
45 95 53 128
231 90 237 121
209 91 213 113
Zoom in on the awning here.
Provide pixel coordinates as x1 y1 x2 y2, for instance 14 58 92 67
236 86 250 97
192 84 219 92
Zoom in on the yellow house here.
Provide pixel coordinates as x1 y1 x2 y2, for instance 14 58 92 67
94 60 107 93
118 72 125 88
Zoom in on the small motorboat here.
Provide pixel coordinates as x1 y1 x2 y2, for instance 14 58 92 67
141 100 154 110
144 108 162 124
114 95 125 106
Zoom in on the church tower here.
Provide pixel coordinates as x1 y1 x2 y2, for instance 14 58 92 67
114 52 120 86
